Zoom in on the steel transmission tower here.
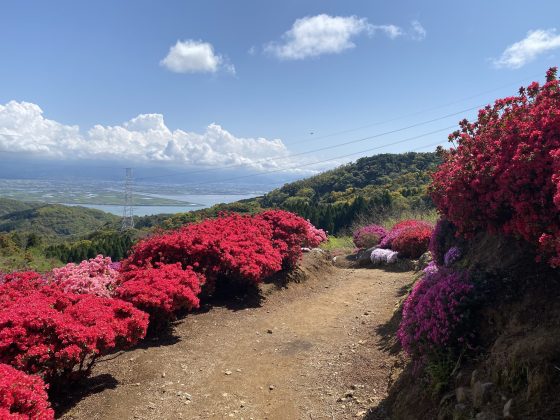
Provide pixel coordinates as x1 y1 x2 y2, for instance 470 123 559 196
121 168 135 230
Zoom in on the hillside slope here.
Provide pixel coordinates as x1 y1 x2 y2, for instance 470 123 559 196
164 152 441 233
0 202 119 238
0 197 38 217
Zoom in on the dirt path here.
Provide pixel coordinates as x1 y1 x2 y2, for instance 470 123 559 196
61 254 412 420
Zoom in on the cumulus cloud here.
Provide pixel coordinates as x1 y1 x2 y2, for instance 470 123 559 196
0 101 296 171
160 39 235 74
493 29 560 69
410 20 426 41
265 14 405 60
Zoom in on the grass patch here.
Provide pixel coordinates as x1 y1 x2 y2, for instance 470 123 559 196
320 235 354 252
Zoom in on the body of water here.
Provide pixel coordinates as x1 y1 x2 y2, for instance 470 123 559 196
62 193 261 216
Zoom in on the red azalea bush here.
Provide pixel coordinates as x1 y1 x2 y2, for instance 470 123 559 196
122 213 284 291
353 224 387 249
392 224 434 259
52 255 120 298
397 267 475 363
116 263 203 326
0 270 45 285
254 210 327 268
0 364 54 420
0 282 147 383
379 220 433 258
431 68 560 267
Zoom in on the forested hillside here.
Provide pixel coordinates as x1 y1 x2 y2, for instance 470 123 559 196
0 203 119 238
165 152 441 233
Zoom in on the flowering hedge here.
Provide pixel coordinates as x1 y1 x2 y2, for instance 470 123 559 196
123 211 325 293
397 267 474 363
116 263 203 327
255 210 327 268
52 255 120 298
0 364 53 419
391 224 433 259
123 213 282 291
379 220 433 258
0 281 147 383
353 224 387 249
430 68 560 267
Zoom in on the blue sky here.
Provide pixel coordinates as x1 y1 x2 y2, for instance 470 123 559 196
0 0 559 183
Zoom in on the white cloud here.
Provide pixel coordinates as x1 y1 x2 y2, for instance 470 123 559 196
0 101 298 171
265 14 404 60
410 20 426 41
160 39 235 74
493 29 560 69
372 25 403 40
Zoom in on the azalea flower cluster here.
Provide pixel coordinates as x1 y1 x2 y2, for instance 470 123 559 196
397 267 474 363
444 246 461 267
0 277 148 384
380 220 433 259
0 363 54 419
123 210 327 291
116 263 203 327
0 210 326 413
430 68 560 267
52 255 120 298
353 224 388 249
255 210 326 268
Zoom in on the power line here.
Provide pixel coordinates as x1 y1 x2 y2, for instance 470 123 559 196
136 104 479 182
180 125 455 186
137 72 544 183
282 72 542 145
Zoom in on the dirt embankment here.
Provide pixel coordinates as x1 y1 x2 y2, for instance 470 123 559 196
59 251 414 420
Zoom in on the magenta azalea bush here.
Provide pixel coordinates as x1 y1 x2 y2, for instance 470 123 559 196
353 224 387 249
398 267 475 363
52 255 120 298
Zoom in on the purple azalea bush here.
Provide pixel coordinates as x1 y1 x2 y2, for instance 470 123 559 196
444 246 461 267
398 267 474 364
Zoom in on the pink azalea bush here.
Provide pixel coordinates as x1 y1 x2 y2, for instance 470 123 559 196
353 224 387 249
398 267 474 363
52 255 120 298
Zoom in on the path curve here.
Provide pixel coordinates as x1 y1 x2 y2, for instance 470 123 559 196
61 254 412 420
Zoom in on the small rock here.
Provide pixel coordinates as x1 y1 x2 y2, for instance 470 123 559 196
470 370 479 387
472 381 494 408
161 372 166 378
240 400 246 408
455 387 470 403
345 390 354 398
184 393 192 401
269 384 275 390
452 404 467 420
475 412 497 420
236 368 242 373
355 410 367 417
148 403 156 410
267 329 273 334
503 398 514 419
225 370 232 375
